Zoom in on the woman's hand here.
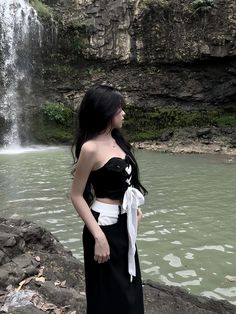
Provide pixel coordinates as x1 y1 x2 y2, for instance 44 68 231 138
137 207 143 225
94 233 110 263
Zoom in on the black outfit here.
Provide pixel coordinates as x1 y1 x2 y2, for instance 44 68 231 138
89 156 131 200
83 155 144 314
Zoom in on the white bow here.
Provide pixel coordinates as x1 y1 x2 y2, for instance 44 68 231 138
122 186 145 281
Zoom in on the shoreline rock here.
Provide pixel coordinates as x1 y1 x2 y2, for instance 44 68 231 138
143 280 236 314
131 127 236 157
132 137 236 156
0 218 86 314
1 218 236 314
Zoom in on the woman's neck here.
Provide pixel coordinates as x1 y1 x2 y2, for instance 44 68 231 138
96 130 118 148
97 127 113 139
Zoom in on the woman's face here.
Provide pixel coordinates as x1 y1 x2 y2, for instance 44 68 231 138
111 107 125 129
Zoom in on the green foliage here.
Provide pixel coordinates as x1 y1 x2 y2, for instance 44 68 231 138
191 0 215 13
213 113 236 127
64 17 90 56
42 103 73 127
30 117 73 144
124 106 236 142
30 103 236 144
127 130 162 142
32 124 73 144
29 105 74 144
29 0 52 18
68 18 87 30
126 105 216 128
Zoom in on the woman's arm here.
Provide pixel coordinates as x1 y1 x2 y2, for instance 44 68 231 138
137 207 143 225
70 142 110 263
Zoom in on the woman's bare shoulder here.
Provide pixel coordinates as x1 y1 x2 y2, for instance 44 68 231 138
80 140 98 157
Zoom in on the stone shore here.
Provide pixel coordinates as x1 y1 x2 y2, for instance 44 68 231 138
133 141 236 156
1 218 236 313
131 127 236 157
132 138 236 156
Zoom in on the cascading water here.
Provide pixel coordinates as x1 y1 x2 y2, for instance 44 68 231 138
0 0 42 148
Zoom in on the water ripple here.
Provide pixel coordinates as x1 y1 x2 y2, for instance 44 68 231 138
8 197 64 202
160 275 202 287
163 253 182 268
192 245 225 252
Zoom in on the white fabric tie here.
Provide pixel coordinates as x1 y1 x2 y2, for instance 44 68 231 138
92 201 120 226
122 186 145 282
92 187 145 282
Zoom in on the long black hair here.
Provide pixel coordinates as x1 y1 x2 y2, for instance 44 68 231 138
71 84 147 204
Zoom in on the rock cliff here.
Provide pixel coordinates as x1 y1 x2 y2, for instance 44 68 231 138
40 0 236 110
1 0 236 145
45 0 236 64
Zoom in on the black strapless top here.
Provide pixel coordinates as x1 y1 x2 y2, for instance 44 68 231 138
89 155 133 200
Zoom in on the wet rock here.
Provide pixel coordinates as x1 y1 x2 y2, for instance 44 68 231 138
8 305 46 314
143 280 236 314
37 281 83 308
229 139 236 148
159 131 174 142
1 290 37 313
196 128 212 138
0 250 9 265
0 218 85 314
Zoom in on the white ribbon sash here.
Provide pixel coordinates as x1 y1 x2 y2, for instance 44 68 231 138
122 187 145 281
92 186 145 282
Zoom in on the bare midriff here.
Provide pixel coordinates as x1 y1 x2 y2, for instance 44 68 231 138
96 197 122 205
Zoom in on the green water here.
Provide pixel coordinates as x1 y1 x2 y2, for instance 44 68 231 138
0 146 236 304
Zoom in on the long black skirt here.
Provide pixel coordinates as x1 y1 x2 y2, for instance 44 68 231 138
83 209 144 314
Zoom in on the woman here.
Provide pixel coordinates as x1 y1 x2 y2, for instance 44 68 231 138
70 84 147 314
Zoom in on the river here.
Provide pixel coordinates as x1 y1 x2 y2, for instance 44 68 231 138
0 145 235 304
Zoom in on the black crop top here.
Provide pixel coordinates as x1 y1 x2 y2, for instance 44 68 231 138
89 155 133 200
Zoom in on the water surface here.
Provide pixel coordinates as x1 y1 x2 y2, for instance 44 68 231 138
0 146 235 304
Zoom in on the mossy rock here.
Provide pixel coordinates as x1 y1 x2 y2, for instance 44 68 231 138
31 123 73 144
124 105 236 142
27 104 74 145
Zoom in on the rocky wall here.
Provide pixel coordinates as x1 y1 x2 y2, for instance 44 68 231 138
133 0 236 64
1 0 236 146
39 0 236 111
46 0 236 64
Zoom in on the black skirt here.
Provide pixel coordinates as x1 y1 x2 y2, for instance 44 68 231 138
83 210 144 314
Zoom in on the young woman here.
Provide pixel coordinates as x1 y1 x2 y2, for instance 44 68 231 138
70 84 147 314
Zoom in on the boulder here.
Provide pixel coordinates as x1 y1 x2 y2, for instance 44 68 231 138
0 218 86 314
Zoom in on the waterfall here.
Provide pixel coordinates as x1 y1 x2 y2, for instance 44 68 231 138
0 0 42 148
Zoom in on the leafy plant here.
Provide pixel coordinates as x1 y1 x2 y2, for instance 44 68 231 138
29 0 52 18
123 105 233 141
213 112 236 127
42 103 73 127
